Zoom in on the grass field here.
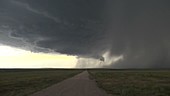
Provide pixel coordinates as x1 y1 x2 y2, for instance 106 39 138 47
1 69 170 96
0 69 82 96
89 70 170 96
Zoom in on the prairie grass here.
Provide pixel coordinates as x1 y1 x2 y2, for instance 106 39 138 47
89 70 170 96
0 69 82 96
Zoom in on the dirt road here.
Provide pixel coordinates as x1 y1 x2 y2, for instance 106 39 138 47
30 71 109 96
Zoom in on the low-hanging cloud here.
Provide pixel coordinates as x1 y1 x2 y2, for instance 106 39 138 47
11 0 61 23
0 0 170 68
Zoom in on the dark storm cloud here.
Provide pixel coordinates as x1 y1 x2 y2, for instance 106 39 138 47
0 0 170 68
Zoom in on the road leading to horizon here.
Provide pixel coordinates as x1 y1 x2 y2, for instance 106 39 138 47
30 71 110 96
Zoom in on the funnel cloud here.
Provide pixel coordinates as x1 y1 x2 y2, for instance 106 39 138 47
0 0 170 68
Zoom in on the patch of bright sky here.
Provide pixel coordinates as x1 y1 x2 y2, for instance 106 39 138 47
0 45 78 68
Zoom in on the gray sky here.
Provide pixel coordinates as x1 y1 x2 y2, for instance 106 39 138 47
0 0 170 68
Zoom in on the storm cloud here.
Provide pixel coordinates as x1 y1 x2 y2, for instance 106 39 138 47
0 0 170 68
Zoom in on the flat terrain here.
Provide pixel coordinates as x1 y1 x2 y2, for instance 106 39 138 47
90 70 170 96
1 69 170 96
31 71 109 96
0 69 82 96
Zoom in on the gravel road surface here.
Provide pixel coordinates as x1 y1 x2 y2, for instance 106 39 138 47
30 71 109 96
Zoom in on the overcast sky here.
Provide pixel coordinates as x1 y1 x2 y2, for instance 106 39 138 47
0 0 170 68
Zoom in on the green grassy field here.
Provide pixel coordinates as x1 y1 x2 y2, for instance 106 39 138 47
89 70 170 96
1 69 170 96
0 69 82 96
